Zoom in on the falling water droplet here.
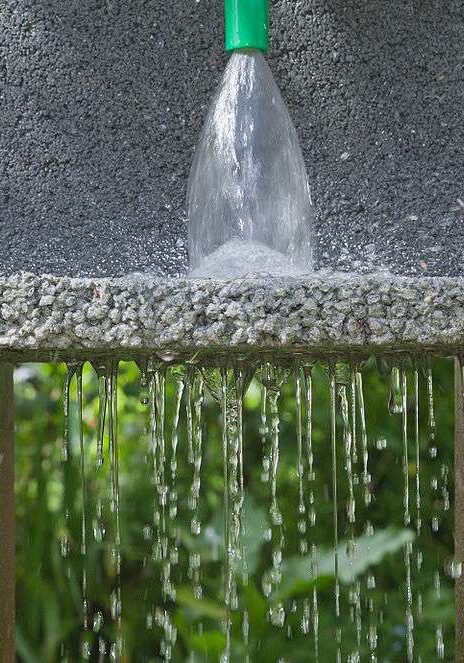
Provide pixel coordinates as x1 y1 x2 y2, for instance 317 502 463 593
426 362 436 441
356 371 371 507
98 636 106 658
81 640 91 660
303 365 315 482
445 558 463 579
140 371 149 405
389 366 403 415
93 611 104 633
62 364 76 462
260 381 269 482
339 383 356 524
436 623 445 659
269 603 285 627
92 362 108 469
350 367 359 466
376 437 387 450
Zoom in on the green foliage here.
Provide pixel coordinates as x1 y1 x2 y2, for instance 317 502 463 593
14 358 456 661
278 528 415 600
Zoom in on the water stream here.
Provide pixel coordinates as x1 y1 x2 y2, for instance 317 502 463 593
33 355 459 660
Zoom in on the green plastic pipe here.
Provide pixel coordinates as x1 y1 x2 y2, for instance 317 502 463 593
225 0 269 52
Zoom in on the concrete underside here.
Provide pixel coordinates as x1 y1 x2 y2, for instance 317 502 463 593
1 0 463 279
1 272 463 362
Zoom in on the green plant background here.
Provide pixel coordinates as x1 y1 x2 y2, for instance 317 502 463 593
14 357 456 661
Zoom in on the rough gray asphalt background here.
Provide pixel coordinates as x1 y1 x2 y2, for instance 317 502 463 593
1 0 463 277
1 273 463 358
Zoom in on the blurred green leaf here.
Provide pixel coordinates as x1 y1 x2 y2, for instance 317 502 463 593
176 587 226 620
190 630 226 654
277 528 415 600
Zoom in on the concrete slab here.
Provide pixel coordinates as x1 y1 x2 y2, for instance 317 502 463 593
0 273 463 361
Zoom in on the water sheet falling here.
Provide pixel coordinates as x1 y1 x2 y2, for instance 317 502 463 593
188 49 314 278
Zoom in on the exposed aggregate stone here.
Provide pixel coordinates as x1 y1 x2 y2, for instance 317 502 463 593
0 272 463 360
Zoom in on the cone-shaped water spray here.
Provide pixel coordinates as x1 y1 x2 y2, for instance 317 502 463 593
188 0 314 278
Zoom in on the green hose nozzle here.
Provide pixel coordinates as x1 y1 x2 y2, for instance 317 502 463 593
225 0 269 53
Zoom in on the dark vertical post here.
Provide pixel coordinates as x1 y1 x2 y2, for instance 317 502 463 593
0 363 14 663
455 357 464 662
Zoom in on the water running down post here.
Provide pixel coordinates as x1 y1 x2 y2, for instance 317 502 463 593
455 358 464 661
0 363 14 663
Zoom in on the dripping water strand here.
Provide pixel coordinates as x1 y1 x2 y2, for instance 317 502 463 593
426 360 442 654
339 384 356 528
155 366 178 660
156 368 172 617
426 360 439 529
60 363 78 662
338 382 362 659
303 365 315 483
95 364 108 469
304 366 316 527
260 382 269 482
302 365 319 657
89 363 108 654
402 369 411 528
108 361 122 660
259 364 286 627
155 369 167 566
426 361 436 442
414 367 421 535
220 366 231 663
413 364 424 636
61 363 78 558
295 366 307 555
268 369 284 617
311 544 319 661
355 371 371 507
189 371 204 537
330 369 341 662
224 365 244 621
62 364 77 463
93 362 108 554
186 367 194 465
188 370 204 604
76 363 89 635
350 367 358 466
236 366 245 497
148 367 160 568
349 367 362 651
235 364 247 590
389 366 403 415
169 376 184 569
401 368 414 662
243 609 250 663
